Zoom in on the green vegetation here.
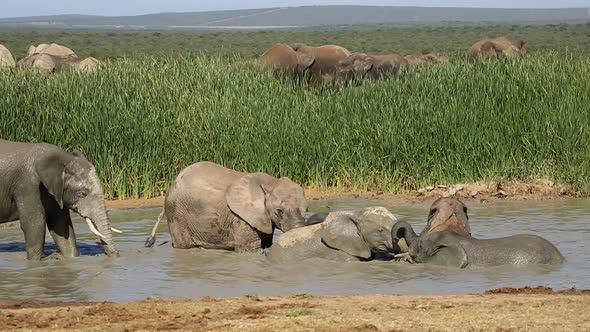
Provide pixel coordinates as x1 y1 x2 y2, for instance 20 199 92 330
290 293 314 299
1 52 589 199
1 6 588 28
1 23 590 60
286 309 315 317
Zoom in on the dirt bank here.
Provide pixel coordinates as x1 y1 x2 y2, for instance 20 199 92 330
105 180 580 210
1 288 588 331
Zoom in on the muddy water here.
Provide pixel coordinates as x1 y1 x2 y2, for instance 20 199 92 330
0 198 589 302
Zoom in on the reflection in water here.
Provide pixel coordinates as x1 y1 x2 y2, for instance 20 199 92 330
0 199 589 302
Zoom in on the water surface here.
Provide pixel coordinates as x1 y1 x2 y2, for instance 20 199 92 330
0 198 588 302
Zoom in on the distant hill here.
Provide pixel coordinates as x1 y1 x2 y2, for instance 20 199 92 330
1 6 589 30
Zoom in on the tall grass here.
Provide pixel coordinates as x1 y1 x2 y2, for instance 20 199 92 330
1 52 589 199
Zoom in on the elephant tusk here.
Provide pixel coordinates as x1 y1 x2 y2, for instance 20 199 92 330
85 218 107 239
110 227 123 234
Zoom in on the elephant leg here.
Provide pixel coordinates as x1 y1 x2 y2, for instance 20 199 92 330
233 221 264 253
17 197 47 260
46 209 79 258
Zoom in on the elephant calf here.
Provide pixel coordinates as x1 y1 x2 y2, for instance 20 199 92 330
266 207 398 263
336 52 407 80
408 230 565 268
164 161 307 252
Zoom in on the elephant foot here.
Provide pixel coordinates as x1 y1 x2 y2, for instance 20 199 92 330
42 252 65 261
394 252 415 264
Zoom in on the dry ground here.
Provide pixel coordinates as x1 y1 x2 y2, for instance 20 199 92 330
1 287 589 331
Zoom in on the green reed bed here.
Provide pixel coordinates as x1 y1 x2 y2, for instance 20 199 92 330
1 53 589 199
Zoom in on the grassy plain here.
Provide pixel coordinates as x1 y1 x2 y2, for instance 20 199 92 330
1 24 589 199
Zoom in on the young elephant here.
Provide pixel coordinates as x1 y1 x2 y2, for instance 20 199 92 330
266 207 398 263
407 230 565 268
163 162 307 252
336 52 407 80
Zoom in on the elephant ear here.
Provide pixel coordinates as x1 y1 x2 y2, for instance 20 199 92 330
296 53 315 73
353 57 373 74
225 173 273 234
430 242 469 269
35 154 67 209
322 215 371 259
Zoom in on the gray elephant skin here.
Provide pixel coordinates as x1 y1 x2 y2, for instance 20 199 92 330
266 207 398 262
392 198 564 268
336 53 407 80
0 139 119 260
165 161 307 252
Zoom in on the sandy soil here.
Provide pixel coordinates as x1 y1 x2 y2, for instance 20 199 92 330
104 179 581 210
1 287 588 331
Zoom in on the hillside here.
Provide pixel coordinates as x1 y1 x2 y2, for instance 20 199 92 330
0 6 589 29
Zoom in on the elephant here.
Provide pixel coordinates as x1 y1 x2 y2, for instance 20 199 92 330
392 198 565 268
290 43 352 85
404 54 449 67
257 43 315 79
0 44 16 68
18 53 99 73
162 161 308 252
336 52 407 80
0 139 119 260
467 37 528 60
27 43 77 57
266 207 399 262
305 212 328 226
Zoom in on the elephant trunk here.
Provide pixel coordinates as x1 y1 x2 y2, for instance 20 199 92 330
81 200 119 257
391 221 418 251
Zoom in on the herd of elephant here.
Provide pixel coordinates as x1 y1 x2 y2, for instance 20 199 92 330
0 35 527 79
256 36 528 85
0 140 563 268
0 43 99 73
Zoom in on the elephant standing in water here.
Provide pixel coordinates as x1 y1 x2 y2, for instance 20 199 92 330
336 52 407 80
266 207 398 262
162 162 307 252
392 198 564 268
257 43 315 79
0 140 119 260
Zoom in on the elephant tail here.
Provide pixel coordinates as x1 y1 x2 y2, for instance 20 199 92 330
144 207 165 248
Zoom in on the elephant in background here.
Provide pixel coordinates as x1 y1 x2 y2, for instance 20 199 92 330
290 43 351 85
467 37 528 60
257 43 315 79
404 54 449 67
18 53 100 73
0 139 119 260
266 207 398 262
162 161 307 252
336 52 407 80
27 43 77 57
0 44 16 68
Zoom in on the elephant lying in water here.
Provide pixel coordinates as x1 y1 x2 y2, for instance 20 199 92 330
392 198 564 268
266 207 398 262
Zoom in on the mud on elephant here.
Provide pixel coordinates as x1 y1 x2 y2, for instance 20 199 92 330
266 207 399 262
158 161 307 253
0 139 120 260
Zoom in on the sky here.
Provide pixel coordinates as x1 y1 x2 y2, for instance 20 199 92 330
2 0 589 18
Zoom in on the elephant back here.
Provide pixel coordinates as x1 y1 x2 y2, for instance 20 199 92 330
0 44 15 68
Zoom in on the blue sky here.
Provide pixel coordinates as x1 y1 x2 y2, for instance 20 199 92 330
2 0 589 18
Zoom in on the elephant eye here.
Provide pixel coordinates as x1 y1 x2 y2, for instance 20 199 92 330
429 209 437 216
275 208 284 217
78 191 88 198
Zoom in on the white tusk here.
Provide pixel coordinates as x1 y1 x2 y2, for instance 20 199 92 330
86 218 107 239
110 227 123 234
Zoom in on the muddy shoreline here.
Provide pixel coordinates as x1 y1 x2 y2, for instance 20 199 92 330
104 180 582 210
1 287 588 331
